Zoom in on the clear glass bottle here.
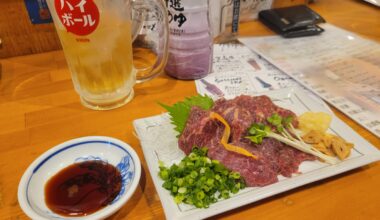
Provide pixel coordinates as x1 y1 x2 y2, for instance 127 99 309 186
164 0 213 80
211 0 273 43
213 0 241 43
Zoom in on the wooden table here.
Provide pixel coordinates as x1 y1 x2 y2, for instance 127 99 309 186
1 0 379 219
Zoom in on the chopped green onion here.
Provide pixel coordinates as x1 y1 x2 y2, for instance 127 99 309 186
229 172 241 179
178 187 187 194
197 191 205 200
159 169 169 180
158 147 246 208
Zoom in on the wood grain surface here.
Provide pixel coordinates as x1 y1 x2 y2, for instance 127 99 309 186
0 0 379 219
0 0 61 58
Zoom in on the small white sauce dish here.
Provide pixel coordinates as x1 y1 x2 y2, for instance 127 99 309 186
18 136 141 220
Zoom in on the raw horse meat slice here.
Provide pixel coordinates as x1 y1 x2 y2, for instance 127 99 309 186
178 95 315 187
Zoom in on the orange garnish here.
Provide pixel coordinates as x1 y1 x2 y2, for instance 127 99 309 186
210 112 258 159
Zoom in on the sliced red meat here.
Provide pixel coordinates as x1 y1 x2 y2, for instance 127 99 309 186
178 95 315 187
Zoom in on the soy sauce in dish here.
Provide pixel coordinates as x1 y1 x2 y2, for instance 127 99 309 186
45 160 122 216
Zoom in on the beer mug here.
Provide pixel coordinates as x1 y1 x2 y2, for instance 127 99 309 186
47 0 169 110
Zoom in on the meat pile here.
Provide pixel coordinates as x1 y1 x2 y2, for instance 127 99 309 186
178 95 315 187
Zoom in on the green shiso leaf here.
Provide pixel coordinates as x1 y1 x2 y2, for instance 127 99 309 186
159 95 214 136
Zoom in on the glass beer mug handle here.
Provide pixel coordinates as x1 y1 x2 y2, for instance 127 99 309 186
131 0 169 83
131 6 144 42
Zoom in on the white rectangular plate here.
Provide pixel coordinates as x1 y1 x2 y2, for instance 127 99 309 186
133 88 380 220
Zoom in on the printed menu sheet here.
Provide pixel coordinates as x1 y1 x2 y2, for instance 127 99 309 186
195 43 301 99
195 43 328 110
239 24 380 138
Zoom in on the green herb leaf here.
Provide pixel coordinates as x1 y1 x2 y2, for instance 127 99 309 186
159 95 214 136
276 124 284 133
267 113 282 126
283 116 293 128
267 113 293 133
246 123 270 144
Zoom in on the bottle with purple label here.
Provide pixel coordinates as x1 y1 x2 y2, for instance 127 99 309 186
165 0 213 80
